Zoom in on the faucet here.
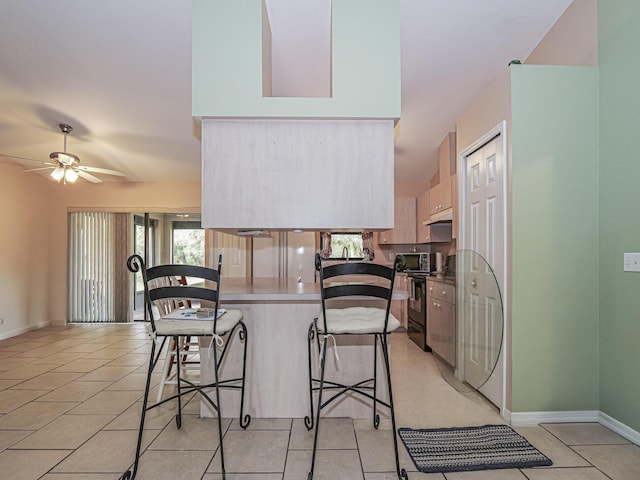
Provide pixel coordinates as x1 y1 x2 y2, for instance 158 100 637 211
342 246 349 262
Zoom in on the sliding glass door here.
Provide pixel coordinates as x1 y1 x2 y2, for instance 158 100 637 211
68 212 131 323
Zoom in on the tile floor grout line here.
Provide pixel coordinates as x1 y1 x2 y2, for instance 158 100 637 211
281 417 293 480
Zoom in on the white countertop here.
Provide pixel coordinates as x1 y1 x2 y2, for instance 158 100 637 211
219 277 408 302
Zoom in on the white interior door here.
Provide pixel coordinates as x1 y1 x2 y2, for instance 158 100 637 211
461 128 505 409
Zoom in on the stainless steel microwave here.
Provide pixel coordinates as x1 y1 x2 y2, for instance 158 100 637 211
399 253 436 272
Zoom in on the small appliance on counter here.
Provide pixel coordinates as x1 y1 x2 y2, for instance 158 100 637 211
399 252 436 273
435 252 444 274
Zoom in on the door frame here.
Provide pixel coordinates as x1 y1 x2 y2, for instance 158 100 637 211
458 120 509 418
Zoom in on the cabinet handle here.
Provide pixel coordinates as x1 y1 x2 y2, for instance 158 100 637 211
441 290 447 296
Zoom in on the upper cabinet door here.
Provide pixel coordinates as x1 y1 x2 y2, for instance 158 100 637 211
417 190 430 242
429 132 456 215
378 196 416 244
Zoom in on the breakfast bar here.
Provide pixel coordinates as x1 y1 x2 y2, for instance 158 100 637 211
198 277 407 419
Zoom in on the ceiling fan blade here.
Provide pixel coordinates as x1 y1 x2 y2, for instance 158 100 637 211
0 153 53 165
76 170 102 183
22 166 56 173
77 165 125 177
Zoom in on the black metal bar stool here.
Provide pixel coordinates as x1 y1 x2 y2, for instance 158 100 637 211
305 253 408 479
121 254 250 480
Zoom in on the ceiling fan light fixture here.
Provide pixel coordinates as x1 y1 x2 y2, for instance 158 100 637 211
64 168 78 183
50 167 65 182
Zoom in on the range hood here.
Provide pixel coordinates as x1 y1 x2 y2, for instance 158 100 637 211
423 208 453 225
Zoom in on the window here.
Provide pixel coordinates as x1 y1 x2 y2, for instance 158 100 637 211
172 221 204 266
325 233 363 259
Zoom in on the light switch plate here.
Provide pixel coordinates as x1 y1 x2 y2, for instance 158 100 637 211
623 253 640 272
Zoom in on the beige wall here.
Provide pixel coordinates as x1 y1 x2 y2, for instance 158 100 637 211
394 180 427 198
48 181 201 325
0 162 53 338
526 0 598 67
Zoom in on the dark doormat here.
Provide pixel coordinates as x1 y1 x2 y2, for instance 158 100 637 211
398 424 552 473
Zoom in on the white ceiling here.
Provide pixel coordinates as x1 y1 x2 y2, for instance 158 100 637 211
0 0 572 185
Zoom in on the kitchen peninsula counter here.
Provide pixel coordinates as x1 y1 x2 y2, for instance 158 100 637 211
200 277 407 419
219 277 322 301
219 277 409 301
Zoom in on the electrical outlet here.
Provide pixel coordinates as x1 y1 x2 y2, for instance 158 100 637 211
623 253 640 272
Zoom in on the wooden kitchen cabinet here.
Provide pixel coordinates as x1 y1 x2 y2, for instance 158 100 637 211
428 176 441 216
430 132 456 215
416 189 453 243
427 279 456 367
378 196 416 244
416 190 430 243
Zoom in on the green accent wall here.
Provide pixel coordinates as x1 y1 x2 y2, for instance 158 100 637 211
598 0 640 431
511 65 599 412
192 0 400 119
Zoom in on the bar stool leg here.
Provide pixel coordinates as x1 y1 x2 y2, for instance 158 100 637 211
238 322 251 429
174 336 183 429
379 334 408 480
373 334 380 429
212 339 226 479
308 334 328 480
304 323 316 430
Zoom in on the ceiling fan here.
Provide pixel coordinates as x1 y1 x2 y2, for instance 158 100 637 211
1 123 125 184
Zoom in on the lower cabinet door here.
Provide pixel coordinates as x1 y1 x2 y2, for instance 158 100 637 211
439 302 456 367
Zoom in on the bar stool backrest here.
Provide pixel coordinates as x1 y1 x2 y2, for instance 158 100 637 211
127 254 223 333
315 252 399 334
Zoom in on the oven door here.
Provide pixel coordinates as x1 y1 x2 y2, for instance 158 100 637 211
407 317 427 351
408 276 424 320
407 275 430 351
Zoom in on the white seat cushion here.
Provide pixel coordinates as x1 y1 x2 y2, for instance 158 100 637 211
154 309 243 336
317 307 400 334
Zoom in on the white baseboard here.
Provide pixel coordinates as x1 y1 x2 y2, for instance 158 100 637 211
599 411 640 446
510 410 600 425
0 321 51 341
509 409 640 446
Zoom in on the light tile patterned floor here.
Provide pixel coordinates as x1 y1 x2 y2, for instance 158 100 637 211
0 323 638 479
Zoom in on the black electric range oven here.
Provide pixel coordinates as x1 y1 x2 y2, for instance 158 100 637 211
407 273 431 351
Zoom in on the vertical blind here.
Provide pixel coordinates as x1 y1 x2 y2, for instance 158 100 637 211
68 212 116 322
